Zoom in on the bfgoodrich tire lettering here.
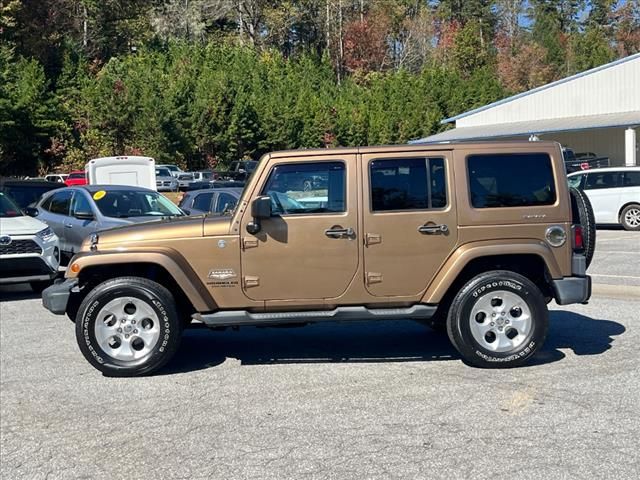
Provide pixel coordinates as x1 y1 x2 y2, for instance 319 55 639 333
446 271 548 368
75 277 182 377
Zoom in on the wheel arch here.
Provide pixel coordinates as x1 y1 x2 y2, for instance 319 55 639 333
66 252 217 318
422 241 560 304
618 201 640 221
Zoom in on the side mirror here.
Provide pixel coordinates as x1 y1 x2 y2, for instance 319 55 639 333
24 207 39 217
74 210 94 220
246 195 272 234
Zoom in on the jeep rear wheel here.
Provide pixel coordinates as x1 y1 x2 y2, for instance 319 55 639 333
447 271 548 368
75 276 183 377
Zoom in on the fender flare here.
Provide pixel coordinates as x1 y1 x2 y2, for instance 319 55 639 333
66 249 217 312
421 240 563 304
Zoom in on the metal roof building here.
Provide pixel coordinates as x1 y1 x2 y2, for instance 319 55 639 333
417 53 640 166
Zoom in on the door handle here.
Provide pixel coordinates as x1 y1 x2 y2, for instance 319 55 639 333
418 223 449 235
65 223 73 228
325 226 355 239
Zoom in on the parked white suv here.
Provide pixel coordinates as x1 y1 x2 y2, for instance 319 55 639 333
568 167 640 231
0 192 61 292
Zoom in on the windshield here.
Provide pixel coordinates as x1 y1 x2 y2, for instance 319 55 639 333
92 190 184 218
0 192 23 218
164 165 179 172
156 167 172 177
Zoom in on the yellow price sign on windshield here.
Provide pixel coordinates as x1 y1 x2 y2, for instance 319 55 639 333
93 190 106 201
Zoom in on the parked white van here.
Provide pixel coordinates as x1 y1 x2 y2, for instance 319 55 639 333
568 166 640 231
86 156 156 191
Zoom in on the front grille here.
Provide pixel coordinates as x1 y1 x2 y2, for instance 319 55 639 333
0 239 42 255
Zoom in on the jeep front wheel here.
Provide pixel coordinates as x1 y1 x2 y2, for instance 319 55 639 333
446 271 548 368
75 277 183 377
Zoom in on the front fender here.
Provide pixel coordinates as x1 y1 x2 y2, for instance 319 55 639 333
421 240 562 304
66 248 217 312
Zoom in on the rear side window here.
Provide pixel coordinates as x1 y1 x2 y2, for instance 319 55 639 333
622 171 640 187
370 158 447 211
47 190 73 215
215 192 238 213
584 171 622 190
468 153 556 208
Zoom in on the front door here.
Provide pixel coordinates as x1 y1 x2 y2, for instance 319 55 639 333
362 151 458 297
240 155 359 301
66 190 98 254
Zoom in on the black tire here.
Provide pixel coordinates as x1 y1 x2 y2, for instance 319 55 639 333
30 280 52 294
446 271 549 368
620 204 640 231
569 187 596 268
75 276 183 377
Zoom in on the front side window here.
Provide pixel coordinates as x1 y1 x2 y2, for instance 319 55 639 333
261 162 345 215
215 192 238 213
93 190 183 218
47 190 74 215
70 191 93 215
567 174 584 189
370 157 447 211
468 153 556 208
584 171 622 190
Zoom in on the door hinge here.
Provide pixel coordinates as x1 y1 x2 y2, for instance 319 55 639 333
242 237 259 250
366 272 383 285
365 233 382 246
243 276 260 288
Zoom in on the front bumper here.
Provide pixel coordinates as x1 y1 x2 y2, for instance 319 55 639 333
552 275 592 305
42 278 78 315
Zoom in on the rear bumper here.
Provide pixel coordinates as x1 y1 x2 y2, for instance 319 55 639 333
552 275 592 305
42 279 78 315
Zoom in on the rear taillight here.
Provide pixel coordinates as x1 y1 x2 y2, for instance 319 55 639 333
580 163 590 170
573 225 584 251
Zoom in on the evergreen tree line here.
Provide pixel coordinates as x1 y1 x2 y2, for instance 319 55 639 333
1 0 638 175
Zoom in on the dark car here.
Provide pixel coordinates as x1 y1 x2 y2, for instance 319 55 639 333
0 178 64 209
178 187 242 215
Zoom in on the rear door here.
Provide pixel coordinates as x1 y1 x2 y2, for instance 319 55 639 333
362 151 457 297
38 189 74 254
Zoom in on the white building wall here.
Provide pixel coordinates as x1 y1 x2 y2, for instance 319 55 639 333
458 56 640 128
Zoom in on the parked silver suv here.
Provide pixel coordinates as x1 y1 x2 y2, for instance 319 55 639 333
0 192 60 292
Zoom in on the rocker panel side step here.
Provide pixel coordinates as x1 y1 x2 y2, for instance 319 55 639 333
194 304 437 327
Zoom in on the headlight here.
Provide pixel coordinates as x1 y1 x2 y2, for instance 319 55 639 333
36 227 56 241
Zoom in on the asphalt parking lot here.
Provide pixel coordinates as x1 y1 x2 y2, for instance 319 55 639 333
1 231 639 480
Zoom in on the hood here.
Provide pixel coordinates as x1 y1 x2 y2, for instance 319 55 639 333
95 215 207 247
0 215 49 235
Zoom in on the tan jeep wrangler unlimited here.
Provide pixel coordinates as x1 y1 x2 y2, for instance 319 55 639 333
43 141 594 376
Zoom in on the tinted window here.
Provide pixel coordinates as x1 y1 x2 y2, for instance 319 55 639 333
262 162 345 215
622 171 640 187
2 184 61 209
370 158 447 211
584 171 622 190
468 153 556 208
68 172 86 179
192 192 213 212
215 192 238 213
155 167 172 177
70 191 93 215
47 190 73 215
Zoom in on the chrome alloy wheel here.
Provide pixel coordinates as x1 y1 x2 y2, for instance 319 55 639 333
469 290 532 352
94 297 161 362
624 207 640 228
